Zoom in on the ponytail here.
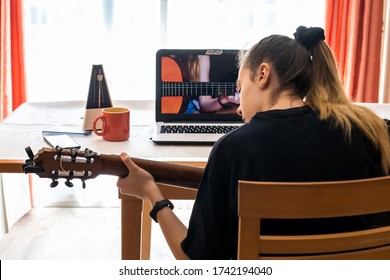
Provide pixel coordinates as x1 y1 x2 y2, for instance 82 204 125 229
295 26 390 174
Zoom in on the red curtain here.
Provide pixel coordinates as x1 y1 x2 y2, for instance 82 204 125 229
1 0 26 121
325 0 384 102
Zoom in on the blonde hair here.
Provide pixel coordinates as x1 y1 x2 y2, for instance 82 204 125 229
307 42 390 173
241 30 390 174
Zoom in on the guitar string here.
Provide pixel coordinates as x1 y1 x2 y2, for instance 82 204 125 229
162 82 236 96
59 156 69 173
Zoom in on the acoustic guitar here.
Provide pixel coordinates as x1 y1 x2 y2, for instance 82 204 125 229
161 56 236 114
22 146 204 189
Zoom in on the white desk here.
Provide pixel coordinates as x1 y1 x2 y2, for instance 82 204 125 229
0 100 212 162
0 100 211 259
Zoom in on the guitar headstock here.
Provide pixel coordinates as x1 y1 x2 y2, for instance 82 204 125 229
23 146 103 188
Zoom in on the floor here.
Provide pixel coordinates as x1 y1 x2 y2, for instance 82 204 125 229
0 207 121 260
0 175 193 260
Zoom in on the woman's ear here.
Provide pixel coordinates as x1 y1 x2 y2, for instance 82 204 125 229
257 63 270 89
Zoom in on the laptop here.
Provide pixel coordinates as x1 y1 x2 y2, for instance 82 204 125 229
151 49 244 144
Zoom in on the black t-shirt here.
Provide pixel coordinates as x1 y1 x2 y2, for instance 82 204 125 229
181 106 387 259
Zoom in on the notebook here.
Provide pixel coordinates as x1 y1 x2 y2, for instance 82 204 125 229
151 49 244 144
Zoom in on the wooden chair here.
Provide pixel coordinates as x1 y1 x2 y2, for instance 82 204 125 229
237 176 390 259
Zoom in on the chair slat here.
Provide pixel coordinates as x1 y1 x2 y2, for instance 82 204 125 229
258 245 390 260
239 177 390 218
259 226 390 254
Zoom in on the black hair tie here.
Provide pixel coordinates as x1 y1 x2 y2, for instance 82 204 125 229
294 26 325 50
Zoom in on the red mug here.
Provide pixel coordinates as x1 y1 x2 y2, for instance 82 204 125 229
92 107 130 141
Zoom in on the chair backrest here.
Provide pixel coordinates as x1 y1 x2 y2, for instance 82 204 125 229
237 176 390 260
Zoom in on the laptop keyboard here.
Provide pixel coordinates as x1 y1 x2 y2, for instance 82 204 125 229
160 125 240 134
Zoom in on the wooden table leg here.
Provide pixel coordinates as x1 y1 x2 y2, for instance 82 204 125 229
141 200 152 260
119 183 199 260
121 196 143 260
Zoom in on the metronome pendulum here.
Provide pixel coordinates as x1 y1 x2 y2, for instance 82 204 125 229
97 69 104 108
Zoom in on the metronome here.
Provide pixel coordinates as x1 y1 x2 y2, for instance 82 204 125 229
82 65 113 130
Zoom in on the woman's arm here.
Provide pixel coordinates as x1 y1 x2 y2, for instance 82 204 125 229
116 153 190 260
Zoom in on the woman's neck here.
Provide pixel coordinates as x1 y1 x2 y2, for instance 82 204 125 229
268 90 305 110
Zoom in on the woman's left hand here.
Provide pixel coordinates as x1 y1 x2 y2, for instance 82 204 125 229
116 152 160 201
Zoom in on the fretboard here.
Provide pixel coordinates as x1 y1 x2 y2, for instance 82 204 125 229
162 82 236 97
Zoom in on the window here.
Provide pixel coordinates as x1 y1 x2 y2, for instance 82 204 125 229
23 0 325 102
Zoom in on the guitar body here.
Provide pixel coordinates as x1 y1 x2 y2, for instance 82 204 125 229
161 57 185 114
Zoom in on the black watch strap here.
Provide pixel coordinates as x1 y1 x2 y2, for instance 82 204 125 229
149 199 174 223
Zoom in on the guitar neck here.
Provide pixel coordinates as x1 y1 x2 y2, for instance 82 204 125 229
162 82 236 97
99 154 203 190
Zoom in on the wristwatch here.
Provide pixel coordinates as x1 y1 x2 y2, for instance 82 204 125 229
149 199 174 223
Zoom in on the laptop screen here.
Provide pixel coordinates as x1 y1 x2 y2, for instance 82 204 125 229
155 49 243 123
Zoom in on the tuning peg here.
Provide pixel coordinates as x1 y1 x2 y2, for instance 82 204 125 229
65 179 74 188
84 148 96 160
25 146 35 161
70 147 79 161
82 180 86 189
50 180 59 188
23 165 45 174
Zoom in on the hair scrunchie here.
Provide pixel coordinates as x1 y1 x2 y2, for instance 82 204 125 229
294 26 325 50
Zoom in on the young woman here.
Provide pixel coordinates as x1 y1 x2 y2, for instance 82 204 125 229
117 26 390 259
